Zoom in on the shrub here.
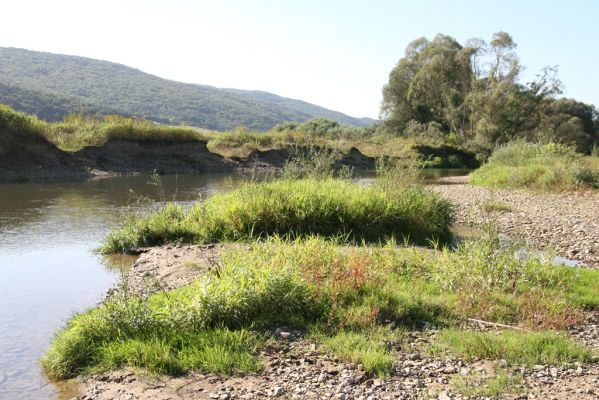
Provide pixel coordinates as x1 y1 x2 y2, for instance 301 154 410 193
471 141 599 190
102 178 454 253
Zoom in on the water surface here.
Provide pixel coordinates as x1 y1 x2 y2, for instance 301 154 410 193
0 174 242 400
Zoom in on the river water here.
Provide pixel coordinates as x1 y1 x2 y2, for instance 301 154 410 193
0 170 468 399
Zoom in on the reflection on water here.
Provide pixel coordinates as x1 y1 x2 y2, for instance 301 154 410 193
0 173 242 400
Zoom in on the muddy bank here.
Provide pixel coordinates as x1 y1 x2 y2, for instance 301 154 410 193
0 131 92 182
0 138 377 183
106 244 231 298
236 146 376 171
75 245 599 400
74 140 234 175
431 176 599 268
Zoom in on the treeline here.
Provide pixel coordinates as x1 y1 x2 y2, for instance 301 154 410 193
380 32 599 155
0 81 116 122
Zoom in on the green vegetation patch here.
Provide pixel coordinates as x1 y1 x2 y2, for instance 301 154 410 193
450 368 526 398
432 329 594 366
43 236 599 380
471 142 599 191
102 178 454 253
0 104 207 153
323 329 395 378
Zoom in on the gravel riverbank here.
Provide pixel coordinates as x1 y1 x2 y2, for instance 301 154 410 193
73 245 599 400
431 176 599 268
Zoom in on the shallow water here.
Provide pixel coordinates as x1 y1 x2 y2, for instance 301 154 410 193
0 174 243 400
0 169 470 399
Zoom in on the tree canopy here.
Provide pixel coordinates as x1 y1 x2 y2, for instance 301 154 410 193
381 32 598 155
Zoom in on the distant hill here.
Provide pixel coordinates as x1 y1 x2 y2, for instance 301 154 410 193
222 89 375 128
0 81 117 122
0 47 375 130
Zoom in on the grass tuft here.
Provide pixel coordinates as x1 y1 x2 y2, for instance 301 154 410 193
102 178 454 253
323 329 395 378
432 329 594 366
471 141 599 191
450 368 526 398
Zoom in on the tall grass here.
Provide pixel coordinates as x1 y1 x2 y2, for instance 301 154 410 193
433 329 593 366
102 178 454 253
0 104 48 153
0 105 208 153
46 115 207 151
471 141 599 190
43 237 598 379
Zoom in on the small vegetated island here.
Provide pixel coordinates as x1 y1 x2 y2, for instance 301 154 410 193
43 165 599 398
5 31 597 399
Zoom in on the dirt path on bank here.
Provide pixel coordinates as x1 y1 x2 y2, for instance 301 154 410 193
431 176 599 268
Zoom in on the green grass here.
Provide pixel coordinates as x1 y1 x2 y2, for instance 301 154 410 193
433 329 594 366
42 240 325 379
471 141 599 191
102 178 454 253
450 369 526 398
322 330 395 378
480 200 514 213
0 105 208 154
43 237 599 380
96 329 262 376
183 261 204 270
564 268 599 309
42 326 263 379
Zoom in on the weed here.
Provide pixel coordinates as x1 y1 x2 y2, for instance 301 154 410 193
102 178 454 253
451 368 526 398
471 141 599 191
480 201 513 213
322 329 395 378
183 261 203 270
432 329 594 366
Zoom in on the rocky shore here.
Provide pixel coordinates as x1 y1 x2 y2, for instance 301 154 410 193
73 245 599 400
431 176 599 268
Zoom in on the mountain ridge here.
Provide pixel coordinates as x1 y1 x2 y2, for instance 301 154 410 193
0 47 375 130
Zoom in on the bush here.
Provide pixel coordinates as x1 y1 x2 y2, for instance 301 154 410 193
471 141 599 190
102 178 454 253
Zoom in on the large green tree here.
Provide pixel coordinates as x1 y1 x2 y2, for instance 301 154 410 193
381 32 598 155
381 34 472 134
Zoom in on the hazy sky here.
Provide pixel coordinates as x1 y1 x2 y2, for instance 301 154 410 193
1 0 598 118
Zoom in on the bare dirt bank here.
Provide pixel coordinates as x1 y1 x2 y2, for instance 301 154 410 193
430 176 599 268
0 138 376 183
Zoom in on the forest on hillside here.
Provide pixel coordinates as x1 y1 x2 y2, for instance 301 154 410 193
0 47 374 130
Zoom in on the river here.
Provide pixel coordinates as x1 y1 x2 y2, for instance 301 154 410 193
0 170 468 399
